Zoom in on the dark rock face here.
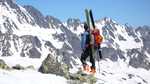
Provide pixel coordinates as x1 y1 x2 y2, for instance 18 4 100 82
0 32 13 56
45 16 62 29
24 5 49 28
67 18 81 30
19 35 42 58
136 26 150 50
118 34 126 41
29 47 41 58
12 64 25 70
127 49 150 70
101 47 126 61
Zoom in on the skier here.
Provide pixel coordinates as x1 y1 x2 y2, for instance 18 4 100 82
92 26 103 59
80 22 96 74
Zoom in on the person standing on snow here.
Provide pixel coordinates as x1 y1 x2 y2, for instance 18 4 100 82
80 22 96 74
80 22 103 74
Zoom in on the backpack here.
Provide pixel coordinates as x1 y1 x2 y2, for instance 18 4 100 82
92 29 103 45
95 35 103 44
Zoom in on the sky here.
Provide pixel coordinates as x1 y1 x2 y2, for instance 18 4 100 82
16 0 150 27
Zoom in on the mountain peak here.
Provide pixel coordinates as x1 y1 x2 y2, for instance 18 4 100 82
0 0 16 6
95 17 117 26
0 0 12 2
24 5 49 28
23 5 42 15
46 15 62 25
67 18 80 23
67 18 81 27
103 17 117 24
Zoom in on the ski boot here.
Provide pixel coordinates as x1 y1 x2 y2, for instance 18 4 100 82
83 64 90 72
90 66 96 74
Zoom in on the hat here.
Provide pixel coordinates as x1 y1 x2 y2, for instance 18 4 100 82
84 22 88 30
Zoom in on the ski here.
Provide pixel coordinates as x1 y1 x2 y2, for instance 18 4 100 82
85 9 94 46
85 9 90 28
85 8 94 47
89 9 95 29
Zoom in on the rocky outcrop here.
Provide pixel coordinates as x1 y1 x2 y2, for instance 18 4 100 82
68 68 97 84
0 59 10 69
38 53 69 78
12 64 25 70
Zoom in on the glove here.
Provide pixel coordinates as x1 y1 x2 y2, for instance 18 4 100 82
82 48 85 52
85 44 89 48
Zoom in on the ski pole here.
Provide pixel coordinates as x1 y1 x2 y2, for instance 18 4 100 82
97 48 100 73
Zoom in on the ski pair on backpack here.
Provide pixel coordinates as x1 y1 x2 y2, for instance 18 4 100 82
84 9 103 48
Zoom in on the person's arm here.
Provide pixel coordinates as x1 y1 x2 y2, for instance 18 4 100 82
81 32 87 50
81 33 84 49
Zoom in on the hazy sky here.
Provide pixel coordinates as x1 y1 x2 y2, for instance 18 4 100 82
16 0 150 27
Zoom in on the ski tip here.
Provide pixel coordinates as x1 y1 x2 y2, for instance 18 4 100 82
85 8 88 10
85 8 91 11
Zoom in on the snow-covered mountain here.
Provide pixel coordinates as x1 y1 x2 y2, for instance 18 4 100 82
0 0 82 68
0 0 150 84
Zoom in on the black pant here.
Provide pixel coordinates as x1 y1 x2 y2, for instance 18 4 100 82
81 47 95 68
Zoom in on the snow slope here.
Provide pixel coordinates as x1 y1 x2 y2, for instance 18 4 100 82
0 58 150 84
0 69 67 84
96 60 150 84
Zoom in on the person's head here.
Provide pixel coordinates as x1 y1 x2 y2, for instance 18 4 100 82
84 22 88 31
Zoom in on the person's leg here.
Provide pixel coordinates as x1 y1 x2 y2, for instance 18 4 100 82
89 48 95 69
80 48 89 70
98 45 102 59
81 52 86 65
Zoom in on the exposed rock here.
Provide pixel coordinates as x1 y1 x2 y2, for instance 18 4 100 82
127 49 150 70
26 65 35 70
45 16 62 29
38 54 69 78
118 34 126 41
0 59 10 69
24 5 48 28
68 68 97 84
67 18 81 30
12 64 25 70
